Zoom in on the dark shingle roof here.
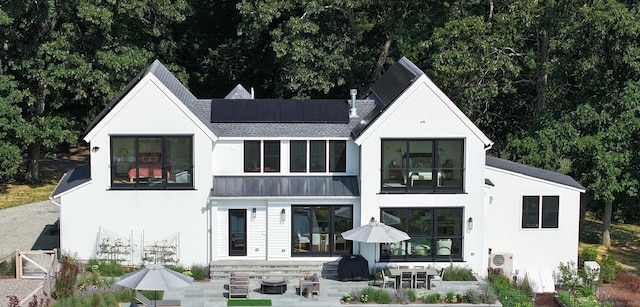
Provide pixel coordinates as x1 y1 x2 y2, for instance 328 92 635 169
184 99 376 138
211 176 360 197
486 156 585 190
50 165 91 198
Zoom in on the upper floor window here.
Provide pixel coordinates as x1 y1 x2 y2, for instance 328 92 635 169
111 135 193 189
244 140 280 172
522 196 559 229
289 140 346 173
381 139 464 192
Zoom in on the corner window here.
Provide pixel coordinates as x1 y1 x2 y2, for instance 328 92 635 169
244 141 281 173
380 208 463 262
522 196 559 229
381 139 464 192
111 135 193 189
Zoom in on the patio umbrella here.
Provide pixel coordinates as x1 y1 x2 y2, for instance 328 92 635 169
341 217 410 266
117 263 193 306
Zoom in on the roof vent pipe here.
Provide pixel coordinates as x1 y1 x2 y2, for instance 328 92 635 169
349 89 358 118
251 87 255 99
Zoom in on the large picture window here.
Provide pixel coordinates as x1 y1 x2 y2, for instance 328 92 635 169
522 196 559 229
111 135 193 189
381 139 464 192
292 205 353 256
380 208 464 261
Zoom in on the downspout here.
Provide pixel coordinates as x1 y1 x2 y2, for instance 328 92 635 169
49 197 61 207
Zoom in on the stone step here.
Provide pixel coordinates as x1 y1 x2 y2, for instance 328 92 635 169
209 260 340 281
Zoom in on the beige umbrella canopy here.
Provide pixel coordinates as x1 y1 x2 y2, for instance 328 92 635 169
117 263 193 306
341 217 410 266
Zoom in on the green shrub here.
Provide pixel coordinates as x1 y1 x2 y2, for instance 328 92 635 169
488 274 532 307
423 293 440 303
557 291 572 306
0 257 16 277
444 291 456 302
598 254 622 283
55 255 79 299
443 266 476 281
190 264 207 280
581 247 598 262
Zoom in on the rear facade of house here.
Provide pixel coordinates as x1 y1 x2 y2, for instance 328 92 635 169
51 57 585 281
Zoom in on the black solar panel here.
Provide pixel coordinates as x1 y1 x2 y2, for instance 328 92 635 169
210 100 236 122
258 100 281 122
234 100 258 122
280 100 304 122
303 100 325 122
211 99 349 123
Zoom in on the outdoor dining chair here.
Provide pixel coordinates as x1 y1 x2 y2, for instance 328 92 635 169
400 271 413 289
414 271 428 289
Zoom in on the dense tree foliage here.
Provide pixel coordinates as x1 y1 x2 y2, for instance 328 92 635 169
1 1 639 241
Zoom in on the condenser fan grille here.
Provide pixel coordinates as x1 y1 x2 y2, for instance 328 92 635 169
492 254 505 266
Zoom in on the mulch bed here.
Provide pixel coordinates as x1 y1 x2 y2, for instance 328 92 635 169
598 272 640 305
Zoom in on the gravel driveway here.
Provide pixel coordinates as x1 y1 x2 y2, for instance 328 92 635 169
0 200 61 305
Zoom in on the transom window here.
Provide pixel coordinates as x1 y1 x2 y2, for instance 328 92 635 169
111 136 193 189
381 139 464 192
380 208 464 262
292 205 353 256
289 140 346 173
522 196 559 228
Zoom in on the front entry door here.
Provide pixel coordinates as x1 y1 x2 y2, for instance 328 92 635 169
229 209 247 256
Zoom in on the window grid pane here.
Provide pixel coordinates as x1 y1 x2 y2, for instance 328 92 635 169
263 141 280 172
542 196 559 228
290 141 307 172
309 141 326 172
329 140 346 172
522 196 540 228
244 141 261 172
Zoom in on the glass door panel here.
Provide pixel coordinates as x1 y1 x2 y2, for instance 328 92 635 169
229 209 247 256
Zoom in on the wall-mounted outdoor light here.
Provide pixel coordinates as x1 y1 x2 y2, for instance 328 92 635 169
280 208 286 222
91 146 100 152
251 207 257 219
467 217 474 231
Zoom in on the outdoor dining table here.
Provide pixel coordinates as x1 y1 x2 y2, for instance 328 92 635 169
389 268 438 290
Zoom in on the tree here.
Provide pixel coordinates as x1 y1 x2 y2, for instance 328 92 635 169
0 0 190 183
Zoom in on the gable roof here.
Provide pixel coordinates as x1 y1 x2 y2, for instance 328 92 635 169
486 156 585 191
83 60 197 136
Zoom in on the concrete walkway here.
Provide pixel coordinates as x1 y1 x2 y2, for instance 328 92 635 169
162 279 489 307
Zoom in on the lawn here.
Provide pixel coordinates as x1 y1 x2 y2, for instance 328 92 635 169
580 216 640 273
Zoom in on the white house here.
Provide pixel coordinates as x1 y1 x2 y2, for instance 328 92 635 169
51 57 584 281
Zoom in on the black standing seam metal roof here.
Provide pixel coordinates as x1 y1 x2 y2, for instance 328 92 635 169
210 176 360 197
486 156 585 190
50 164 91 198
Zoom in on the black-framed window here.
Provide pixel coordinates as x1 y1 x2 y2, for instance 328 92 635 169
329 140 347 172
381 139 464 192
290 140 307 172
522 196 559 229
264 141 280 172
291 140 347 173
292 205 353 256
380 207 464 262
310 141 326 172
244 140 281 173
111 135 193 189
